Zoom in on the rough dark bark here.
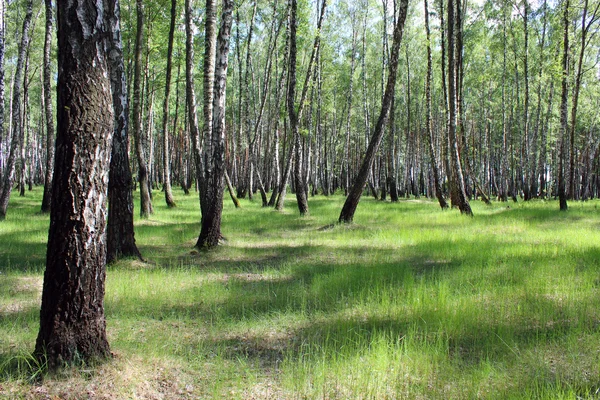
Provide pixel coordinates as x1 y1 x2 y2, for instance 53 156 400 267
35 0 113 368
558 0 569 211
0 0 33 220
133 0 153 218
40 0 55 214
196 0 234 248
106 0 142 263
161 0 177 208
339 0 409 223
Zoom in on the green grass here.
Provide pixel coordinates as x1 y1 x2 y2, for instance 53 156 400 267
2 187 600 398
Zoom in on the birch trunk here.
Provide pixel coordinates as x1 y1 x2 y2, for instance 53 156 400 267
0 0 33 220
339 0 409 223
106 0 142 262
40 0 54 213
35 0 113 368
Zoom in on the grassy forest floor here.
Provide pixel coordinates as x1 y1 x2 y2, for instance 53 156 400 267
1 187 600 399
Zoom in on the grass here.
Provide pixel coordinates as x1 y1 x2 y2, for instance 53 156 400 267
1 187 600 398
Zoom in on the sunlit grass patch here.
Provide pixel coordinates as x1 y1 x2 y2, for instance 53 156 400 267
2 188 600 398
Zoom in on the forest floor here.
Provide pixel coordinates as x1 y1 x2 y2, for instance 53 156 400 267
2 187 600 399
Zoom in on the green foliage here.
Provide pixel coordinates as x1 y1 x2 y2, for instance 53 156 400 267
2 188 600 398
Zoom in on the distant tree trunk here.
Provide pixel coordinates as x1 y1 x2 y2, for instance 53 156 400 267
288 0 307 215
35 0 113 368
185 0 205 213
161 0 177 208
224 169 241 208
425 0 448 209
0 0 4 181
339 0 409 223
343 17 357 197
199 0 217 217
40 0 54 213
568 0 599 200
538 78 554 198
0 0 33 221
197 0 234 248
242 1 258 202
106 0 142 263
529 0 548 199
522 0 531 201
446 0 472 215
288 0 327 216
499 6 509 202
558 0 569 211
133 0 153 218
248 0 282 207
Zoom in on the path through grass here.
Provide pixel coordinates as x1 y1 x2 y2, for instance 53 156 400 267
1 188 600 398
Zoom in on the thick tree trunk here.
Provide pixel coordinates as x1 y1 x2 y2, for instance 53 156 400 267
161 0 177 208
133 0 153 218
40 0 54 213
197 0 234 248
0 0 33 220
35 0 113 368
339 0 409 223
106 0 142 263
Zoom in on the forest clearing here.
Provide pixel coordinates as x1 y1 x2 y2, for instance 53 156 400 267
2 188 600 399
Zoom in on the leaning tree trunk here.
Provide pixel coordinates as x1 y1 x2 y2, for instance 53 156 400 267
339 0 409 223
197 0 234 248
425 0 448 209
40 0 55 213
106 0 142 263
161 0 177 208
0 0 33 220
133 0 153 218
35 0 113 368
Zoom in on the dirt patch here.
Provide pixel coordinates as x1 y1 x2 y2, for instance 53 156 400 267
221 328 294 370
6 355 209 400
